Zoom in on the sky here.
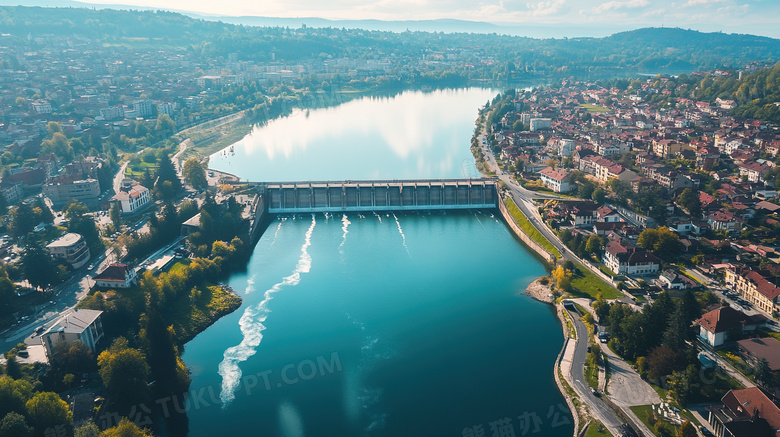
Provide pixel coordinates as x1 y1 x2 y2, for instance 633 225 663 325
70 0 780 38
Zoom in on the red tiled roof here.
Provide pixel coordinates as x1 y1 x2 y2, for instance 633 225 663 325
93 264 132 282
721 387 780 437
696 306 752 334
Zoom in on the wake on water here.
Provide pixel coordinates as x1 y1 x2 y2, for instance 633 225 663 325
339 214 351 255
393 214 410 257
217 214 317 405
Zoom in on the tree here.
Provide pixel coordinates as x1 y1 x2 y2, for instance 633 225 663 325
97 338 150 407
154 154 182 198
74 422 100 437
110 203 122 230
177 199 198 222
21 244 60 291
755 358 775 391
678 420 696 437
155 114 176 132
585 234 602 254
676 188 701 217
8 203 36 238
0 412 31 437
0 376 32 419
637 227 682 258
182 158 207 189
66 201 101 250
551 266 572 292
25 392 72 437
99 418 153 437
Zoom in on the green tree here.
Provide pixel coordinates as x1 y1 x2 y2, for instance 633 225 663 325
676 188 701 217
154 154 181 198
74 422 100 437
8 203 36 238
110 203 122 230
97 338 150 407
585 234 602 254
182 158 208 189
155 114 176 132
25 392 72 437
0 412 32 437
0 376 32 418
66 201 101 250
99 418 153 437
177 199 198 222
637 227 682 258
755 358 775 391
678 420 696 437
21 244 60 291
45 121 62 137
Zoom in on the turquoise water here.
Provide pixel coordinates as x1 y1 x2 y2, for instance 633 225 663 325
182 88 573 436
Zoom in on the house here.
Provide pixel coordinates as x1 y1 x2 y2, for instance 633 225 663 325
695 305 763 348
538 167 573 193
737 337 780 372
657 269 697 289
603 240 660 276
46 233 91 269
708 210 741 235
181 212 202 236
111 179 151 214
708 387 780 437
595 206 622 222
41 309 104 357
92 263 137 289
737 161 770 183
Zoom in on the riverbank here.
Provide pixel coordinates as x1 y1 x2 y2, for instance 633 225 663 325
524 277 554 303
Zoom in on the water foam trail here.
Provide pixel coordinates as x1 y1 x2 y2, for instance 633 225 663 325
472 211 487 230
270 220 284 246
217 215 317 405
393 213 410 256
339 214 351 254
244 276 255 294
373 212 382 223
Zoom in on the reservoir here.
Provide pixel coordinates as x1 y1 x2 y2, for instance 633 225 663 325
182 88 573 437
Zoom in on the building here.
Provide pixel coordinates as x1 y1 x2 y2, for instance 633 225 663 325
708 210 741 235
93 263 137 289
41 309 104 357
558 139 576 157
31 99 53 114
538 167 573 193
42 177 101 206
529 118 551 131
725 269 780 314
737 337 780 372
708 387 780 437
133 100 154 118
696 306 763 348
110 179 151 214
603 240 660 276
657 269 697 289
46 233 91 269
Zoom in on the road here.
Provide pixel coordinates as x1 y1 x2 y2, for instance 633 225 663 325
477 125 622 289
565 307 628 436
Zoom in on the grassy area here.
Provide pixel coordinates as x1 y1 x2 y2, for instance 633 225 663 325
165 283 241 344
562 310 577 339
569 262 623 300
584 420 613 437
503 198 561 259
168 259 192 274
580 103 610 113
598 264 616 278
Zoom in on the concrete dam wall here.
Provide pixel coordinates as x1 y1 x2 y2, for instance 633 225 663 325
260 179 498 213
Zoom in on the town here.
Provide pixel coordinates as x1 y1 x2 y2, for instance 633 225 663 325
474 67 780 437
0 4 779 437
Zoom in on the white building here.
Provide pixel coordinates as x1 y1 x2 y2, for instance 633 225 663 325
43 178 101 206
46 233 91 269
111 179 151 214
41 309 104 357
93 263 137 289
529 118 552 132
558 139 576 157
31 99 53 114
538 167 573 193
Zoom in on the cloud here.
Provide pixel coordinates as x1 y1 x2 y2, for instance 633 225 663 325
594 0 649 13
526 0 568 16
683 0 728 6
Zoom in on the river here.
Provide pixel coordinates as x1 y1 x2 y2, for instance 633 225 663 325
181 88 573 437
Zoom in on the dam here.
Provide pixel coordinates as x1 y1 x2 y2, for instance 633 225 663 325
257 178 499 214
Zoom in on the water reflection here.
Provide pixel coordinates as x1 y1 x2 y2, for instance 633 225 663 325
208 88 496 181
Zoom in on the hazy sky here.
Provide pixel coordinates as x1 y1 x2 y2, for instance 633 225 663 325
76 0 779 37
